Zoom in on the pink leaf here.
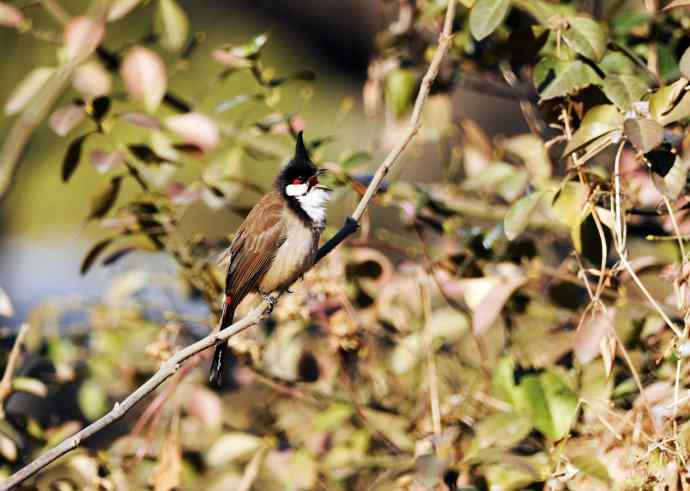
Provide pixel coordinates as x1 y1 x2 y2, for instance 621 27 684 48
73 61 112 97
90 150 123 173
120 46 167 113
120 112 162 130
0 2 23 28
164 112 220 151
108 0 144 21
211 49 252 69
64 16 105 61
49 104 86 137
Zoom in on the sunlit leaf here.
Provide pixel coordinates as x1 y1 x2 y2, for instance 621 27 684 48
0 287 13 317
520 371 578 440
504 191 544 240
535 58 601 100
563 105 623 156
49 104 86 137
649 78 688 120
663 0 690 10
62 133 91 182
650 153 688 199
231 32 269 59
78 379 108 420
90 149 123 173
502 134 551 183
0 2 24 28
207 433 262 467
469 0 511 41
624 117 663 152
12 377 47 397
385 69 417 118
602 74 649 110
551 182 588 228
108 0 144 21
120 112 162 130
0 433 17 462
5 67 54 115
121 46 167 113
73 61 112 97
164 112 220 151
562 16 606 62
155 0 189 51
64 16 105 61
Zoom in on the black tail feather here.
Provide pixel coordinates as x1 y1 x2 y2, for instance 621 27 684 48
209 302 235 388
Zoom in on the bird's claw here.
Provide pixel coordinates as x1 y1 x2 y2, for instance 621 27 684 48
263 294 276 314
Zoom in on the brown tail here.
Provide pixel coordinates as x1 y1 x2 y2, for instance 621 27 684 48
209 301 235 388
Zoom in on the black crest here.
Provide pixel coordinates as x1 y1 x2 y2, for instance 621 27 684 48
275 131 318 190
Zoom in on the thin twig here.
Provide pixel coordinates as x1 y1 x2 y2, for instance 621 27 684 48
420 272 442 449
0 2 459 488
0 324 30 418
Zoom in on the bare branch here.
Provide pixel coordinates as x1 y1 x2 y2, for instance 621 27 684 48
0 2 458 488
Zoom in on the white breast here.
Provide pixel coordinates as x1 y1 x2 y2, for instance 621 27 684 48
296 186 329 227
258 212 317 294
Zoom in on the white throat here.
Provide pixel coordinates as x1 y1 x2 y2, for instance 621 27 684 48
295 187 330 226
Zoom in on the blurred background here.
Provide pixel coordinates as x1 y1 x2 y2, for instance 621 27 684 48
0 0 525 326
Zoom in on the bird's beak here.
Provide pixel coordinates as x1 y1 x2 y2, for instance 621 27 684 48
316 168 327 176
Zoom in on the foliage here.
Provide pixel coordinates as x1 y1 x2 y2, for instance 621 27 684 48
3 0 690 489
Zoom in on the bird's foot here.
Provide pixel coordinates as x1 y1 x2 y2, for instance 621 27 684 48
263 294 277 314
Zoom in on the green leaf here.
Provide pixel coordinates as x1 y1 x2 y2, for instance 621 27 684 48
624 118 664 153
602 74 649 110
562 16 606 62
62 133 91 182
232 32 269 59
657 91 690 126
469 0 511 41
207 433 262 466
80 238 113 275
385 69 417 118
682 48 690 81
535 58 601 100
552 182 588 228
12 377 47 397
520 371 578 440
78 379 108 420
599 51 635 76
155 0 189 51
649 78 688 120
563 104 623 156
502 134 551 183
504 191 544 240
473 412 533 450
88 176 123 220
651 154 688 199
4 67 54 115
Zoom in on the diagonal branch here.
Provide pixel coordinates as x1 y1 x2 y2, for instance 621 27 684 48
0 1 457 488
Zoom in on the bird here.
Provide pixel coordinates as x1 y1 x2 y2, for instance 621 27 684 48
209 131 331 387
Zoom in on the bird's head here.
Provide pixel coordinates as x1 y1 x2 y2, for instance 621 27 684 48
277 131 329 198
276 132 331 224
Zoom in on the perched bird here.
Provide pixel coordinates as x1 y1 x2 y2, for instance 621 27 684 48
209 132 331 387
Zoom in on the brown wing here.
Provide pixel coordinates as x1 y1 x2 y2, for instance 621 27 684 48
224 191 286 307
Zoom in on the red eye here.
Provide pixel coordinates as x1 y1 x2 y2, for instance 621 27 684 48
291 178 302 185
